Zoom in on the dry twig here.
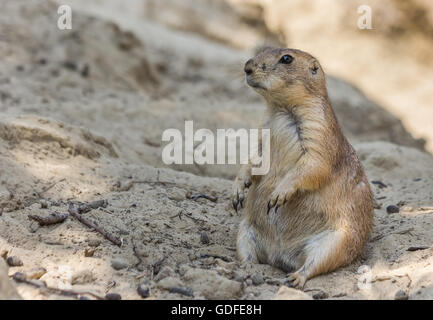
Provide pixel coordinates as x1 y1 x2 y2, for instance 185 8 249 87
68 203 122 246
12 272 104 300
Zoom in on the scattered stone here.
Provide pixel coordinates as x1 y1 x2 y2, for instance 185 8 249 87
200 232 210 245
169 287 194 297
88 239 102 247
168 189 185 201
394 290 409 300
71 269 96 285
157 277 184 290
183 268 242 299
7 256 23 267
386 205 400 214
251 273 264 286
111 258 128 270
105 293 122 300
137 283 150 298
245 279 253 286
312 291 329 300
274 286 312 300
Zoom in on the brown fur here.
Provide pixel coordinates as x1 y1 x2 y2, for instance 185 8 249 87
232 48 373 288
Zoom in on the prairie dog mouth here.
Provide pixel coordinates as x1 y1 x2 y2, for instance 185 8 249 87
246 77 267 90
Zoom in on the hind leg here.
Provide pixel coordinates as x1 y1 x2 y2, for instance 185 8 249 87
286 230 348 289
237 219 261 263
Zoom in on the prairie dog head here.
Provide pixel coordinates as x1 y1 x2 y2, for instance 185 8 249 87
244 48 327 107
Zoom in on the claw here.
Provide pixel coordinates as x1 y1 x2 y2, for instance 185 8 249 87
275 205 279 214
267 200 272 214
240 198 244 208
284 273 305 289
232 200 238 213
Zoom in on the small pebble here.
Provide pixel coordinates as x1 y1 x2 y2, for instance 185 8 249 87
386 205 400 214
313 291 329 300
251 273 264 286
7 256 23 267
137 284 150 298
168 189 185 201
88 239 101 247
245 279 253 286
394 290 408 300
111 258 128 270
105 293 122 300
169 287 194 297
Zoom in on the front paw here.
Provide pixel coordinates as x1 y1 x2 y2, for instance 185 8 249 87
267 187 295 214
284 272 306 289
231 177 251 213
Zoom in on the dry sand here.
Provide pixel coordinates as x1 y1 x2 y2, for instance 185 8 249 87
0 0 432 300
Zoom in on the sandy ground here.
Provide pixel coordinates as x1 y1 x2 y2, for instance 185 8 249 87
0 0 433 300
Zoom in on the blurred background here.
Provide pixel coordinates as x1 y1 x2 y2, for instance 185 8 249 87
1 0 432 180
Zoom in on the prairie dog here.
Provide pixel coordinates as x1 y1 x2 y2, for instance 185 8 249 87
232 48 373 289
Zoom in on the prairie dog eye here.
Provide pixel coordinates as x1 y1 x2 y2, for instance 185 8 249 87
279 54 294 64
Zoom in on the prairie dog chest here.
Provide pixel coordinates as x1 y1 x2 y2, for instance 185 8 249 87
265 112 305 168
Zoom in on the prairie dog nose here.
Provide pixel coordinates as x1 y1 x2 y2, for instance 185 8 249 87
244 59 253 75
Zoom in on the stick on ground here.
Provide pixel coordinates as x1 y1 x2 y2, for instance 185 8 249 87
12 272 105 300
68 203 122 247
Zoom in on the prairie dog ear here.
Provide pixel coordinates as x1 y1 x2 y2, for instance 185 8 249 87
310 60 320 75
